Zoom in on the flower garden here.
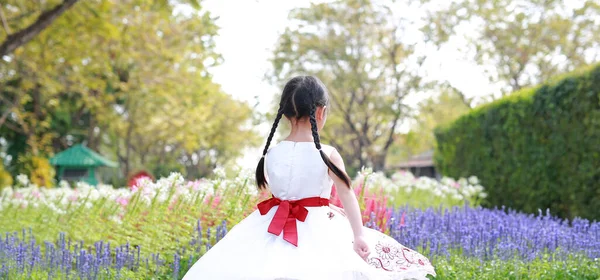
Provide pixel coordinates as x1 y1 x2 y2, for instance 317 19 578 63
1 170 599 279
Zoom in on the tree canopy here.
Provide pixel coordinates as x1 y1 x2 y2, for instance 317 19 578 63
0 0 258 184
269 0 432 174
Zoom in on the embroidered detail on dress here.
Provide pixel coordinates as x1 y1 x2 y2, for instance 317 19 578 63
366 239 434 272
327 212 335 219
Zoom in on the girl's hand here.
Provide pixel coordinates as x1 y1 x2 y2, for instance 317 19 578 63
353 235 370 260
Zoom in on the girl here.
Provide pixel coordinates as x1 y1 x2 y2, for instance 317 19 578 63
183 76 435 279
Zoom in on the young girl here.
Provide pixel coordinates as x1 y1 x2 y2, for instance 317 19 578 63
183 76 436 279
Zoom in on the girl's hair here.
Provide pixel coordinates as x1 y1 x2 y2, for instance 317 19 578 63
255 76 352 190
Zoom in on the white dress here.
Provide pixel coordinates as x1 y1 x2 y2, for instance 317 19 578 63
183 141 436 280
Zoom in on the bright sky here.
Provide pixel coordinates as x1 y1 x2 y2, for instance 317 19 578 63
199 0 497 169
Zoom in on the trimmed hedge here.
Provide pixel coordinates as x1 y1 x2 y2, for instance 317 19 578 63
434 64 600 221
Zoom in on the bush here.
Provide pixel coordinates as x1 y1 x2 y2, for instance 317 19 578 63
0 164 12 188
434 64 600 221
17 155 55 188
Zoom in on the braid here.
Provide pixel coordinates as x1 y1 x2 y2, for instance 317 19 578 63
308 103 352 188
265 75 351 189
263 110 283 155
255 109 283 190
308 105 322 150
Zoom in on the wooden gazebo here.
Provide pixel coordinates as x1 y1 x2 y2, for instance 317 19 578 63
50 144 118 186
395 150 440 179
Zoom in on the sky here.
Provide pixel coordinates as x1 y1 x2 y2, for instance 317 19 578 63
199 0 498 169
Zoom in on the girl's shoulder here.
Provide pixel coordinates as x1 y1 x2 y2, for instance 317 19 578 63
265 141 337 156
320 143 337 156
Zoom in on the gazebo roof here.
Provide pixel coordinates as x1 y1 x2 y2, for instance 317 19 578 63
50 144 118 168
396 150 434 168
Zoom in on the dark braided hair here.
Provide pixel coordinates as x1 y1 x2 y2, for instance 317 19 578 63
255 76 352 190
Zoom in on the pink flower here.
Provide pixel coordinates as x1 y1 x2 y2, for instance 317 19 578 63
452 182 460 189
203 194 223 208
331 183 391 232
169 198 177 210
31 191 41 199
212 196 221 207
68 195 78 202
116 197 129 207
14 192 23 199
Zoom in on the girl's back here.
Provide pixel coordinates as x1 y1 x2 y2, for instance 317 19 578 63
265 141 336 200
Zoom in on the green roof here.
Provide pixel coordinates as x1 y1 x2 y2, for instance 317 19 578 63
50 144 118 168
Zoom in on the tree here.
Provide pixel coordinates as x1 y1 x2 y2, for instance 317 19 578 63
0 0 80 57
0 0 124 158
269 0 432 174
388 86 471 165
426 0 600 96
0 0 258 183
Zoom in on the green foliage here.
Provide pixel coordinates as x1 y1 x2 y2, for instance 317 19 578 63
0 0 258 182
0 175 262 263
431 254 600 280
17 155 55 188
434 64 600 220
426 0 600 96
387 88 471 165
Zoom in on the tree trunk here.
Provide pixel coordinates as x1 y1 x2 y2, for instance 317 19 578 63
0 0 80 56
371 155 383 172
87 115 96 150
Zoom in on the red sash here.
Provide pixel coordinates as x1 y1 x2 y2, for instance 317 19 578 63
257 196 329 246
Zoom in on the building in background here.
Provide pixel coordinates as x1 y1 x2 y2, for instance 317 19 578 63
50 144 118 186
394 150 440 179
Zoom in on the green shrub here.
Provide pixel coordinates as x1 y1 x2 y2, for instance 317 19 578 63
0 164 12 188
431 254 600 280
434 64 600 220
17 155 55 188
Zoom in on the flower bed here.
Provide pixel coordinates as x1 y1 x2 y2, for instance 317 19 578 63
3 170 598 279
2 205 599 279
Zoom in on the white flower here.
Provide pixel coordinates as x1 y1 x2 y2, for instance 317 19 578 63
474 185 484 193
16 174 29 186
76 181 93 189
59 180 70 188
478 192 488 198
108 215 122 224
468 176 480 185
1 187 13 197
213 167 226 178
238 168 253 180
359 166 374 177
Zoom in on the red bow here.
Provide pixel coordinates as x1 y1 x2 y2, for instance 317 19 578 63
257 196 329 246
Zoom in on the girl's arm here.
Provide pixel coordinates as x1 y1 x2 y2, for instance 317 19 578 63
329 204 346 217
328 150 365 238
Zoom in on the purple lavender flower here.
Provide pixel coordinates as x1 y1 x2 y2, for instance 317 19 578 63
2 205 599 278
173 252 180 280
